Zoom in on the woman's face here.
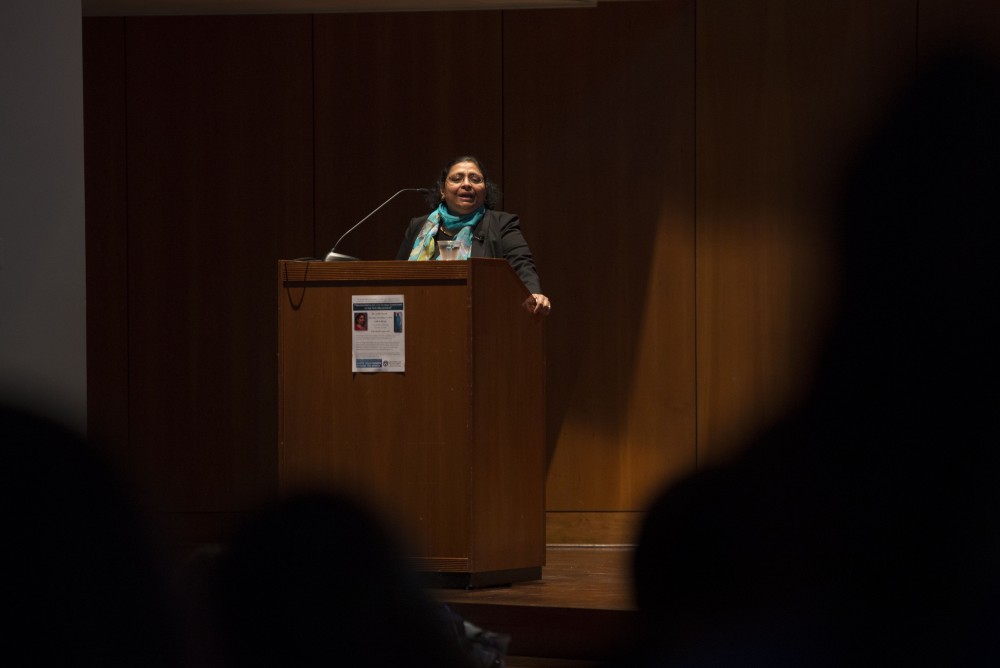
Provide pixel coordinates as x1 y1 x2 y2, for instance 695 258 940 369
440 161 487 215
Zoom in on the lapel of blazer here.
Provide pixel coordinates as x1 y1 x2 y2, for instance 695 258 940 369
470 210 496 259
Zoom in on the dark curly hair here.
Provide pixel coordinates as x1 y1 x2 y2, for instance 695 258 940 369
425 155 502 210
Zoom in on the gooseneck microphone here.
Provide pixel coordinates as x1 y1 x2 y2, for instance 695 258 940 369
324 187 431 262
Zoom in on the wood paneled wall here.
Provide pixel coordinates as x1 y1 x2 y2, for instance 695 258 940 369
85 16 317 544
694 1 916 463
85 18 130 466
504 2 697 542
83 1 998 548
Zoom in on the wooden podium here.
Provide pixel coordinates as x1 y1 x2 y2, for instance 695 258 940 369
277 259 545 587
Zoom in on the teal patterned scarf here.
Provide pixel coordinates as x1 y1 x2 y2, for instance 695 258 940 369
407 204 484 261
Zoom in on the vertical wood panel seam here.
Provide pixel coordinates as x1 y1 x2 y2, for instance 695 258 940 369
310 15 318 259
500 10 506 203
692 0 700 471
123 16 132 454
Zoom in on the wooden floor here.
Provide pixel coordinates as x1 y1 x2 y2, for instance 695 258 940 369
429 547 638 666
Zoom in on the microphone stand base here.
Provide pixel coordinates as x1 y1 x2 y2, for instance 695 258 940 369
323 252 360 262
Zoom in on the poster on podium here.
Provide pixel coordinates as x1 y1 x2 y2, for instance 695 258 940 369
351 294 405 372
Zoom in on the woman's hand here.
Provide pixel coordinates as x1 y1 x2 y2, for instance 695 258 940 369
525 293 552 316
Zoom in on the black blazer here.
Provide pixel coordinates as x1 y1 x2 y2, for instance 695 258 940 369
395 209 542 294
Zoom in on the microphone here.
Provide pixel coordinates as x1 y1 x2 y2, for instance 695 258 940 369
324 187 431 262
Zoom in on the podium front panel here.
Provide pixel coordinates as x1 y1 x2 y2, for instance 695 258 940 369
278 259 544 583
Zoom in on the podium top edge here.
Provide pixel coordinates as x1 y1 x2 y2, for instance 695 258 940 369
278 258 510 284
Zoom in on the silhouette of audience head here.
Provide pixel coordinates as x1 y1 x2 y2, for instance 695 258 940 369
3 405 189 666
629 49 1000 666
206 491 471 668
828 48 1000 419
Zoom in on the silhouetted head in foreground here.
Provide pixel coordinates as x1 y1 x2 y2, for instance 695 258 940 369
208 491 471 668
3 405 188 666
628 50 1000 667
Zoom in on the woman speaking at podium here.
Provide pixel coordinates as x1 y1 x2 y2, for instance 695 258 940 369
396 156 552 316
